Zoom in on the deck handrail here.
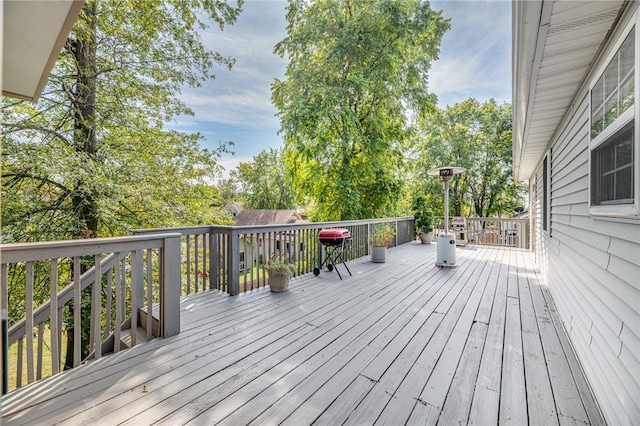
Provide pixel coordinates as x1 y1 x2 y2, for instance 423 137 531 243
132 217 416 296
1 233 181 393
433 216 530 249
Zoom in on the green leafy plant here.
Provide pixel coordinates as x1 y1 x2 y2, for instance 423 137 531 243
369 223 395 247
267 256 296 278
412 194 434 233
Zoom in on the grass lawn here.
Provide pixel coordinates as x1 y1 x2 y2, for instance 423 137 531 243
8 326 68 391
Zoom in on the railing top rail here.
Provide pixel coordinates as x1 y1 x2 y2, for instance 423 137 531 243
435 216 529 222
0 232 183 264
132 217 415 236
131 226 214 236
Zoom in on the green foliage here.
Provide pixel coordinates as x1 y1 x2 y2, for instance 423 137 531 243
1 0 242 243
413 98 526 218
369 223 395 247
412 194 433 233
272 0 449 221
267 256 296 277
236 148 296 210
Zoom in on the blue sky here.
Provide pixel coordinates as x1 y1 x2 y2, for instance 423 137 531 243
172 0 512 176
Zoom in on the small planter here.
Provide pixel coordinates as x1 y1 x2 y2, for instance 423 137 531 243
370 246 387 263
268 271 290 292
266 257 295 293
418 232 433 244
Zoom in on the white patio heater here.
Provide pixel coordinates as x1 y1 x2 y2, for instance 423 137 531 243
428 166 466 268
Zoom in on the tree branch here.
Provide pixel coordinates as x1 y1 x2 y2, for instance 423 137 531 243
2 173 71 194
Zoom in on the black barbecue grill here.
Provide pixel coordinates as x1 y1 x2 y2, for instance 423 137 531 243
314 228 353 280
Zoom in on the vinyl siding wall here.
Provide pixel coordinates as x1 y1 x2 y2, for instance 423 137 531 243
532 6 640 425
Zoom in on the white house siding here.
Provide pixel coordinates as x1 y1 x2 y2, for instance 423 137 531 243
532 6 640 424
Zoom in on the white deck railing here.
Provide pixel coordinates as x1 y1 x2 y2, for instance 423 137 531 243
1 233 181 393
132 217 416 296
434 216 530 249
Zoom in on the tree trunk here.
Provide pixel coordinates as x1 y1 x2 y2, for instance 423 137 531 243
64 1 99 370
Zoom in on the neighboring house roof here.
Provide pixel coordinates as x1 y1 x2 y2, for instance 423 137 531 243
2 0 85 102
234 209 304 226
512 0 625 181
224 202 243 217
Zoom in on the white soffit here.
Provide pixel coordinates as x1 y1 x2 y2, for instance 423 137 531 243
513 0 624 181
2 0 84 102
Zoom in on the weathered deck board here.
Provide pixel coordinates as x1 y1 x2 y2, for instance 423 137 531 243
1 243 606 425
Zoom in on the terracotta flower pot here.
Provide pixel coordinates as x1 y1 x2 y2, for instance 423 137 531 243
268 271 290 292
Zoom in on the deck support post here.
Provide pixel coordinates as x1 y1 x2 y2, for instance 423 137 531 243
161 235 181 337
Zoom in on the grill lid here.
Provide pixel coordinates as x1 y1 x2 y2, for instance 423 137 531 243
318 228 351 239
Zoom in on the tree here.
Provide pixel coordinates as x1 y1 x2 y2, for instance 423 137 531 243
236 148 295 210
2 0 241 242
2 0 242 367
413 98 525 218
272 0 449 221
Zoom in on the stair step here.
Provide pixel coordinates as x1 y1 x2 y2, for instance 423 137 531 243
139 304 161 337
119 326 151 349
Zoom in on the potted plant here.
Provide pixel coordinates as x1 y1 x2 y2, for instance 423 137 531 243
369 223 395 263
412 194 434 244
267 256 296 292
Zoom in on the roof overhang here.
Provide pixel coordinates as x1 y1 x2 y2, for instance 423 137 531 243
2 0 84 102
512 0 624 181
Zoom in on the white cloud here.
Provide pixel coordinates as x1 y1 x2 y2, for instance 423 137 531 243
430 0 511 108
175 0 512 161
217 155 253 179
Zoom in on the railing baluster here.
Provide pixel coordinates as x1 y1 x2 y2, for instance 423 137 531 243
194 235 199 293
114 252 122 353
1 264 6 394
73 256 81 367
256 234 261 288
16 337 23 388
25 261 34 383
211 232 219 291
36 322 44 380
208 232 215 291
146 249 153 340
92 254 102 359
106 268 113 341
131 250 143 348
186 235 191 295
203 234 208 292
50 260 59 375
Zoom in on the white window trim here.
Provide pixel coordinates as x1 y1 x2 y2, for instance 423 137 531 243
588 12 639 218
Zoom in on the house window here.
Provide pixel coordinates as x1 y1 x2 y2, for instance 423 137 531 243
239 251 245 272
591 122 634 205
589 22 638 216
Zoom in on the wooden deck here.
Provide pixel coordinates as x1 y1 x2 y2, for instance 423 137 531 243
1 243 605 425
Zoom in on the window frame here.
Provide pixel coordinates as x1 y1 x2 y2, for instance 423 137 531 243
588 14 639 218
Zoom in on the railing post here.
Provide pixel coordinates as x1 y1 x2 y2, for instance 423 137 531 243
227 230 240 296
161 235 181 337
